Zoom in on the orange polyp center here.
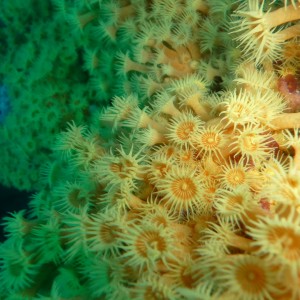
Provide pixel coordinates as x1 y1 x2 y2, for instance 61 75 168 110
110 160 134 179
68 188 86 208
226 168 246 186
166 146 176 158
176 122 195 141
236 263 266 293
226 195 243 210
153 215 168 227
268 227 300 261
180 150 194 162
154 162 169 178
144 287 165 300
135 231 166 258
180 266 194 288
99 223 118 244
172 178 197 200
229 102 251 122
285 175 300 188
242 134 258 152
110 162 122 174
121 158 135 171
78 11 98 29
201 132 221 149
231 103 244 117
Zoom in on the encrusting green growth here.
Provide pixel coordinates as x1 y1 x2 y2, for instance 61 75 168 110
1 0 300 299
0 0 107 191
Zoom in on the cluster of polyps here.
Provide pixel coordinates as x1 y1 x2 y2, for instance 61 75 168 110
36 66 298 298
